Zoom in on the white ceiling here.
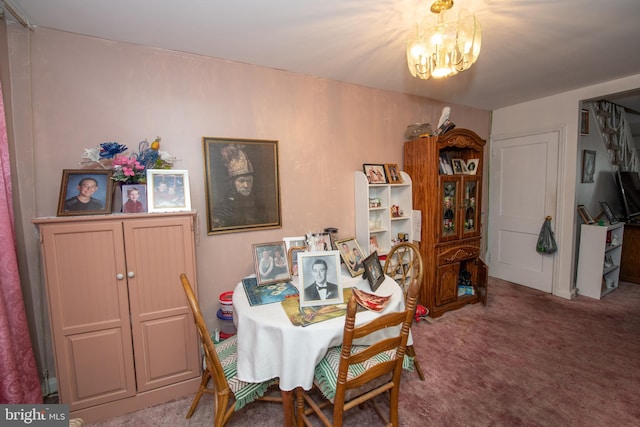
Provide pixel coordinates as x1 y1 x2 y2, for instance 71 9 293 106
3 0 640 111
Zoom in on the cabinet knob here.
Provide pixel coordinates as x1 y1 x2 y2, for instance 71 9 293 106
128 271 135 278
116 273 124 280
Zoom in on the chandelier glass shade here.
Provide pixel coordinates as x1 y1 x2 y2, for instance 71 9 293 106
407 6 481 80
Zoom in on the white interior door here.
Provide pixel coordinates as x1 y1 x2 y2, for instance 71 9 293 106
488 131 559 292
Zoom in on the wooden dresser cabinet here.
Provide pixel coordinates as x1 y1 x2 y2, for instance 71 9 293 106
404 129 488 317
33 212 201 423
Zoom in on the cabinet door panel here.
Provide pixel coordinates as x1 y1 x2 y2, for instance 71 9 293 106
123 216 200 392
461 177 481 238
436 263 459 305
439 177 460 242
40 222 135 409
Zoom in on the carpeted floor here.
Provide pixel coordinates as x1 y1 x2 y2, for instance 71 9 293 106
88 278 640 426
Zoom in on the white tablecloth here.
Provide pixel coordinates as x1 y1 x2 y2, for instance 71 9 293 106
232 266 407 391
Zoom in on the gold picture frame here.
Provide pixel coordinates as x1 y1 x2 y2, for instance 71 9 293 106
253 241 291 285
384 164 403 184
335 237 366 277
203 137 282 234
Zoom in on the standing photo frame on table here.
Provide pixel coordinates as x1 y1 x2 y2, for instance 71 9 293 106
362 251 384 292
298 251 342 308
253 241 291 285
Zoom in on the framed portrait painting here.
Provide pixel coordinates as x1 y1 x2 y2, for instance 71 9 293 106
57 169 113 216
335 237 365 277
253 241 291 285
204 137 282 234
363 164 387 184
121 184 147 213
298 251 343 307
146 169 191 213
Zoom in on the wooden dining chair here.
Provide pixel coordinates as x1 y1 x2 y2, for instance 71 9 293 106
296 276 420 427
383 242 425 381
179 274 281 427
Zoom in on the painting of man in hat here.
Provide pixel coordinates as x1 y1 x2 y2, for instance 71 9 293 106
204 138 281 234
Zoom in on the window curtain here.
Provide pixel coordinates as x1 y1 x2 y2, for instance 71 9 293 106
0 80 42 403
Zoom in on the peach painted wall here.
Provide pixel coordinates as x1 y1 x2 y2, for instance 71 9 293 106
5 26 489 380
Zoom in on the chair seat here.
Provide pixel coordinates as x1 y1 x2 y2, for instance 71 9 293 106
314 344 414 402
215 335 278 410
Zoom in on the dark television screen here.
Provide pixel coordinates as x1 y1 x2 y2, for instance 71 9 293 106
617 170 640 221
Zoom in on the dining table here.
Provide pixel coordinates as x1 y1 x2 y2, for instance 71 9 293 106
232 265 408 426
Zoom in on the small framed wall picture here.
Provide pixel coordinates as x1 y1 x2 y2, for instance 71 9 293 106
363 164 387 184
581 150 595 183
57 169 113 216
577 204 595 224
580 108 589 135
146 169 191 213
384 164 403 184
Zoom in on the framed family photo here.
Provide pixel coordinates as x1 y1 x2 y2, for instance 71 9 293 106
253 241 291 285
204 137 282 235
363 164 387 184
362 251 384 292
384 164 403 184
335 237 365 277
298 251 343 308
121 184 147 213
57 169 113 216
146 169 191 213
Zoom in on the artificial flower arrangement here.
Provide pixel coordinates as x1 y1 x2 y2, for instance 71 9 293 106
81 137 175 184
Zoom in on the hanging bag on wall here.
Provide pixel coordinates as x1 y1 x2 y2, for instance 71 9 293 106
536 216 557 254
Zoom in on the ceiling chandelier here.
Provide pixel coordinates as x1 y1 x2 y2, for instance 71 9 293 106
406 0 481 80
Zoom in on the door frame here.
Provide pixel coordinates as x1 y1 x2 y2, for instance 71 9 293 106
487 126 567 297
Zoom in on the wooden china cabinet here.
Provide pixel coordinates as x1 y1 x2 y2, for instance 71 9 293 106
404 128 488 317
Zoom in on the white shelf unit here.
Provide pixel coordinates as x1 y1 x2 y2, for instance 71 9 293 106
355 170 413 256
576 223 624 299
